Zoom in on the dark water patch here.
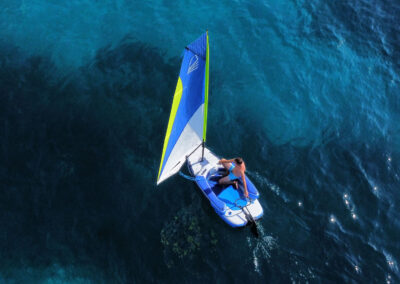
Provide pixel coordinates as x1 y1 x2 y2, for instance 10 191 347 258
0 38 186 282
160 199 219 274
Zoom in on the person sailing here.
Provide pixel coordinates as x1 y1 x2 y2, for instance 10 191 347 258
218 157 249 198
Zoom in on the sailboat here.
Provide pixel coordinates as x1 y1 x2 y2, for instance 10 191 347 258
157 32 263 227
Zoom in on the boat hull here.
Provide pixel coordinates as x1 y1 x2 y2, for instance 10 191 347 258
187 147 263 227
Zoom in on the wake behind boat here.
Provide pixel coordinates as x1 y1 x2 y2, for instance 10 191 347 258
157 32 263 228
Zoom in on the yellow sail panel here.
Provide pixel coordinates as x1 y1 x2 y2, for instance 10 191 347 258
157 77 183 181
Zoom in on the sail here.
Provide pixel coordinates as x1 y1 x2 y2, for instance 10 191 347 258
157 32 209 185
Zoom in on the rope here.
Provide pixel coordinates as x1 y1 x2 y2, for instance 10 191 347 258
225 197 251 210
178 171 199 181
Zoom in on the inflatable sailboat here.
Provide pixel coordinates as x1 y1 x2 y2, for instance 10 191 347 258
157 32 263 227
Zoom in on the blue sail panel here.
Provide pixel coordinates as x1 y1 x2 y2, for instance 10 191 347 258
187 33 207 59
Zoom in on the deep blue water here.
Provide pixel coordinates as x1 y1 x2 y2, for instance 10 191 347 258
0 0 399 282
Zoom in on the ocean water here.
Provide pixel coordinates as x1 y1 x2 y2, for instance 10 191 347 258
0 0 399 282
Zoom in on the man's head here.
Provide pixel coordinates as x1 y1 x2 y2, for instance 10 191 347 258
235 157 243 165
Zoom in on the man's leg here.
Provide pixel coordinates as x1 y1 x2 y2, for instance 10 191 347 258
218 175 238 189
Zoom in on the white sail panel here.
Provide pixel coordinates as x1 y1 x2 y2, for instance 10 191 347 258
157 104 204 184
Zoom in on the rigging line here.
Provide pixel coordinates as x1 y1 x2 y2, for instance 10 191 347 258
170 142 203 172
185 142 203 160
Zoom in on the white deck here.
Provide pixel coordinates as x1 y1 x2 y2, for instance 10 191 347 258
187 146 220 177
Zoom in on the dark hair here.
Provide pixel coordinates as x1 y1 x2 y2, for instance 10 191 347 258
235 157 243 165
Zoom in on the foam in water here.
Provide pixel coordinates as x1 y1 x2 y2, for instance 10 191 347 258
246 224 277 274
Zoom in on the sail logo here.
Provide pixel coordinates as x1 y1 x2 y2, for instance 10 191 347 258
187 55 199 74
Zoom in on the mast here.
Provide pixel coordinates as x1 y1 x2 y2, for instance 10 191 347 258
202 31 209 161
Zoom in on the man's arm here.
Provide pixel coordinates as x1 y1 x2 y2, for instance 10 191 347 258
218 158 234 164
241 173 249 198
